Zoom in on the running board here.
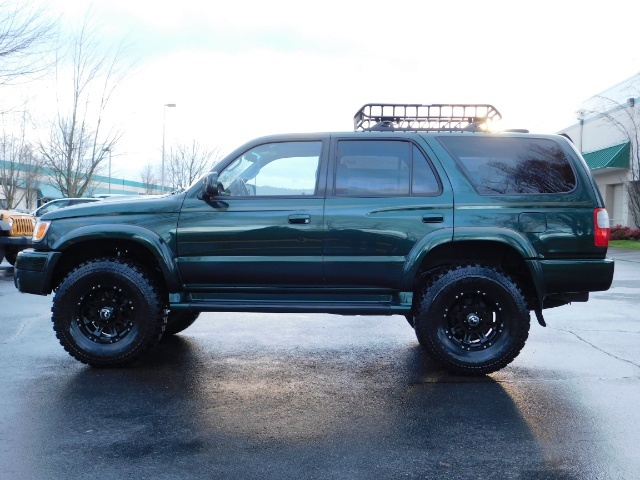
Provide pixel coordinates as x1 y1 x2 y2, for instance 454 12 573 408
170 300 411 315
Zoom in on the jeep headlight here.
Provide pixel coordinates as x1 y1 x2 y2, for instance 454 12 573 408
33 220 51 242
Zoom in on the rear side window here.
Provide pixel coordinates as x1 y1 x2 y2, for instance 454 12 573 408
335 140 440 196
439 136 577 195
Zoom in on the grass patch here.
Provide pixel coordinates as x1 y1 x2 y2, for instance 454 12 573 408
610 240 640 250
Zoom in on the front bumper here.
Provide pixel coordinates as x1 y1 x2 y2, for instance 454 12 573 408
0 235 33 249
13 249 61 295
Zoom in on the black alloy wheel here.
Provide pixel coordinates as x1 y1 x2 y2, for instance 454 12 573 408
414 264 530 376
52 258 166 366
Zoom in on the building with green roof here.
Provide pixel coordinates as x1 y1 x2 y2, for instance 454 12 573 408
559 73 640 228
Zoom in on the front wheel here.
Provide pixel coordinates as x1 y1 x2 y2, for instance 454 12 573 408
414 265 530 376
52 258 166 367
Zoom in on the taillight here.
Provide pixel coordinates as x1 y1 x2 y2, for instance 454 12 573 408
594 208 610 247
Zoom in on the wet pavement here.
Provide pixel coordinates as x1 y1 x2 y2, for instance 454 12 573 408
0 250 639 479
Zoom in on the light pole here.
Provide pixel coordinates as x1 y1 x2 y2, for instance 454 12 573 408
103 147 112 193
161 103 176 192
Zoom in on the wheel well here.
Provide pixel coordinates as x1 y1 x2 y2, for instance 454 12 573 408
51 239 164 292
416 240 537 307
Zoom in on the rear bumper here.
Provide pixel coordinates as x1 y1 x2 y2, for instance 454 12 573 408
537 257 615 294
13 249 60 295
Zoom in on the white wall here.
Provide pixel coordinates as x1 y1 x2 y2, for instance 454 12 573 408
557 74 640 227
593 170 630 226
562 105 636 154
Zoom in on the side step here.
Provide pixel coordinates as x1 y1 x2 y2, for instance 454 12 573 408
170 300 410 316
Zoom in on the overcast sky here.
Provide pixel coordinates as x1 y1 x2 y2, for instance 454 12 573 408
23 0 640 180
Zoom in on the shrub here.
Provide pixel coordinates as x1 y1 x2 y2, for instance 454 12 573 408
610 224 640 240
610 225 628 240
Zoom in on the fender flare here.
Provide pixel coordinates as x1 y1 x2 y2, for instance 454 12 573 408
400 228 454 290
51 224 182 292
400 227 545 309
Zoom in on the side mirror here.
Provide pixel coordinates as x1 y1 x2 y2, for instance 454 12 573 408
202 172 220 197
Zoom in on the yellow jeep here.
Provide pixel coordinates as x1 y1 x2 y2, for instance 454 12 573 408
0 210 35 265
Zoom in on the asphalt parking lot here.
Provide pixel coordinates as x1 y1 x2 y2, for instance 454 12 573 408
1 250 639 479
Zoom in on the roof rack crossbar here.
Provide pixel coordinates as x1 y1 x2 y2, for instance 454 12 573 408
354 103 502 132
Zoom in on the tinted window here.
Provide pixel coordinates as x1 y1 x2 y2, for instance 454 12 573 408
218 141 322 196
439 137 576 195
335 140 439 196
412 145 440 195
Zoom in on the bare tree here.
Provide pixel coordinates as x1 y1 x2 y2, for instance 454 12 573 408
0 110 41 209
166 141 222 190
139 162 159 194
582 80 640 226
37 11 131 198
0 1 55 88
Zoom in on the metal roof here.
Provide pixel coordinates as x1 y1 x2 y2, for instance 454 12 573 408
582 142 630 170
37 184 63 199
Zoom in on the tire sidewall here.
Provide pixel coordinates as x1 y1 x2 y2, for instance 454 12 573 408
415 266 529 374
53 259 164 365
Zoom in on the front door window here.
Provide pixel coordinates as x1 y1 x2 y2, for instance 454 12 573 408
218 142 322 197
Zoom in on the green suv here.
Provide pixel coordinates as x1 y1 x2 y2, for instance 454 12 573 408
14 104 614 375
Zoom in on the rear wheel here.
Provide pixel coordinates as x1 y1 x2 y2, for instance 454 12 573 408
52 258 166 366
414 264 530 375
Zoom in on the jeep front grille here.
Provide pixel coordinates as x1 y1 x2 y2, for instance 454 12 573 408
10 217 35 236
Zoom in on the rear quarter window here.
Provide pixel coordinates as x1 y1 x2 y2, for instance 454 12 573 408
438 136 577 195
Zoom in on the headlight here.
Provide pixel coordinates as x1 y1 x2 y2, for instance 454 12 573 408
33 220 51 242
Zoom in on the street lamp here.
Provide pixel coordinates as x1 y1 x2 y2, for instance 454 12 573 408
161 103 177 192
103 147 112 193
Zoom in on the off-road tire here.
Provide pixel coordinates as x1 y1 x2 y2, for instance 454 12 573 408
51 258 166 367
164 311 200 336
414 264 530 376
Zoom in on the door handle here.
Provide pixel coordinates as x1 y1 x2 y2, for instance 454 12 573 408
288 214 311 224
422 214 444 223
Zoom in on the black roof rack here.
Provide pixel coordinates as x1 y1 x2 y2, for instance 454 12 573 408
354 103 502 132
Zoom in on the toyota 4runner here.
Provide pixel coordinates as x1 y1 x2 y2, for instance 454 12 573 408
13 104 615 375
